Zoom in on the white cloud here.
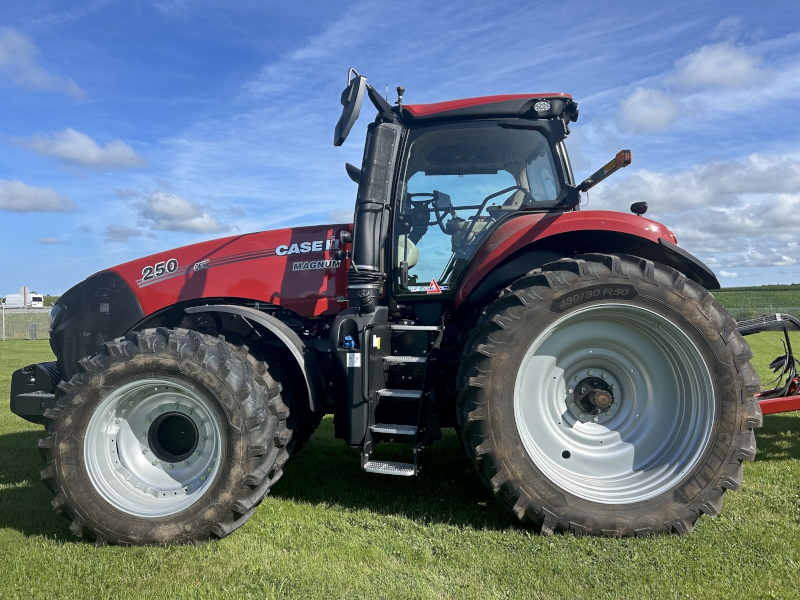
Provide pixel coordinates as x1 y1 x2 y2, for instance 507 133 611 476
710 17 742 42
14 129 147 170
0 27 84 97
590 154 800 271
719 270 738 278
39 237 67 245
613 34 774 135
135 191 229 233
592 154 800 213
616 87 684 134
104 225 143 243
668 42 772 92
0 179 76 212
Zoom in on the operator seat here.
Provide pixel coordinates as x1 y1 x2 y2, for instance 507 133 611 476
396 235 419 268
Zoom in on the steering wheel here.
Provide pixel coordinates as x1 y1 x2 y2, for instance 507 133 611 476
449 185 533 259
405 192 454 235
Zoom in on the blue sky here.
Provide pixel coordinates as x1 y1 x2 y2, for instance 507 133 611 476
1 0 799 294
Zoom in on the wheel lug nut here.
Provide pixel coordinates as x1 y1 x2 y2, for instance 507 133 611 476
115 419 120 424
574 376 580 382
593 416 599 422
601 373 607 379
579 413 584 419
194 452 200 457
152 460 159 466
183 461 188 466
141 433 146 438
588 370 594 376
568 388 573 394
612 384 617 390
201 476 206 481
146 418 151 423
168 464 174 470
570 403 576 408
142 448 149 454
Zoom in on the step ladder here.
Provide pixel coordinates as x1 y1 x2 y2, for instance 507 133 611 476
361 323 442 476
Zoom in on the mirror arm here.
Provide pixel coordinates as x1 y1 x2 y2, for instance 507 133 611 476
366 84 396 121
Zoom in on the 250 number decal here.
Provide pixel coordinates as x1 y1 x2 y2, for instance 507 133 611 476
141 258 178 281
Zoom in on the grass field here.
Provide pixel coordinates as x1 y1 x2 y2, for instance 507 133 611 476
1 331 799 599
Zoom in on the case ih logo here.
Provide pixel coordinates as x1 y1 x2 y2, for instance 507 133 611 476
275 238 339 256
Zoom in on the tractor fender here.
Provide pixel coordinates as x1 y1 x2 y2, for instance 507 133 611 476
455 211 719 307
184 305 322 412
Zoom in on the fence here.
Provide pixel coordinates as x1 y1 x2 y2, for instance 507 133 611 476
1 307 51 341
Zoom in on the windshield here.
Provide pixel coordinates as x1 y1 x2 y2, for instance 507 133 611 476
394 121 562 293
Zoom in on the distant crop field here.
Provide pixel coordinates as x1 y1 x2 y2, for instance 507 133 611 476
714 289 800 320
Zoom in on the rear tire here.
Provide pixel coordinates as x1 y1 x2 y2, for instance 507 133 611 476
39 328 291 545
457 254 762 536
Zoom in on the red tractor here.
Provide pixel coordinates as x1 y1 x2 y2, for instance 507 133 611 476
12 69 779 544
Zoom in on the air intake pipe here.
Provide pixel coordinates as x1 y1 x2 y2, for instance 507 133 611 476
347 121 402 313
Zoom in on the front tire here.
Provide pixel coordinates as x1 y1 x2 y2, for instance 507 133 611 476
457 254 762 536
39 328 291 545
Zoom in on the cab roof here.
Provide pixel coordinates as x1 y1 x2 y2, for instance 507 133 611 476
402 93 573 122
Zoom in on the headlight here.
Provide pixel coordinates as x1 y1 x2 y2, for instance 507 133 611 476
49 303 65 331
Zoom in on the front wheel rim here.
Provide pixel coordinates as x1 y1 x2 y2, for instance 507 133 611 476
513 303 715 504
84 376 224 518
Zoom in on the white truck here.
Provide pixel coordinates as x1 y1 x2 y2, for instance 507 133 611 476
2 294 25 308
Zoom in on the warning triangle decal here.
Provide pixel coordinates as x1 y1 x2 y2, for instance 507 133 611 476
427 278 442 294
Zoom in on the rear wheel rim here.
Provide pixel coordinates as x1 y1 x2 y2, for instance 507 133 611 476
513 303 715 504
84 377 224 517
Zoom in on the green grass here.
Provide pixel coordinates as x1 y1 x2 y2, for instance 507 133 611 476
1 334 799 600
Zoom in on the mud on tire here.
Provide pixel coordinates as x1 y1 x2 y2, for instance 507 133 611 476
457 254 763 537
39 328 291 546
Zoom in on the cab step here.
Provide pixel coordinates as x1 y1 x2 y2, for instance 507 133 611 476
371 423 417 436
390 324 442 331
383 355 427 364
377 388 423 398
363 460 416 476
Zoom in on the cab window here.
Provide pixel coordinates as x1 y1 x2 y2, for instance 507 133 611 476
394 122 561 294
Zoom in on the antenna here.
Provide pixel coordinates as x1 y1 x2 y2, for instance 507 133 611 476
385 84 388 101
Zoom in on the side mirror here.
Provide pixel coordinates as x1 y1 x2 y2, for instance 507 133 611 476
334 68 366 147
345 162 361 184
577 150 632 192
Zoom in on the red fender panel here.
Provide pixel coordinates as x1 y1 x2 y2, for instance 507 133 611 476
455 211 677 307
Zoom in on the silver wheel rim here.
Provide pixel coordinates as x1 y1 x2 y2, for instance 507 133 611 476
513 303 715 504
84 377 224 517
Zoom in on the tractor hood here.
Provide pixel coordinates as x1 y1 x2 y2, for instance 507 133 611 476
48 223 352 381
108 223 352 318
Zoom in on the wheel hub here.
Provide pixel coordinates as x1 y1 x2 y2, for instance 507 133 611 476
148 412 199 463
566 371 619 424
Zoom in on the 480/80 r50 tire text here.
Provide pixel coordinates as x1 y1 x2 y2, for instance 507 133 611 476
457 254 763 537
39 328 291 546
